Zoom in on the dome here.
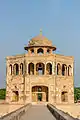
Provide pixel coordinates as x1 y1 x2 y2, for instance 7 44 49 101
24 31 56 51
28 34 52 47
31 35 49 41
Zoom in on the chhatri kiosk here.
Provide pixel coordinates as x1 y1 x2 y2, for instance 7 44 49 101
6 31 74 104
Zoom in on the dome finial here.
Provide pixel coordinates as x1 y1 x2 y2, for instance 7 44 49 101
40 29 42 35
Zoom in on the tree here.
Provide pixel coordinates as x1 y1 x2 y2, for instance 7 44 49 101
74 87 80 102
0 88 6 99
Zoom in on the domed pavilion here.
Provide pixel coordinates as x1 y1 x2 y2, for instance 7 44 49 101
6 31 74 104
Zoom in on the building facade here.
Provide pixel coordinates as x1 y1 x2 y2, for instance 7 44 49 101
6 32 74 104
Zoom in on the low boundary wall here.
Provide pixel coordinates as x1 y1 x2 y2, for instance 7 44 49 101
0 103 31 120
47 104 79 120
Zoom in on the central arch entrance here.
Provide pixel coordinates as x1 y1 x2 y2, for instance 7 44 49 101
32 86 48 102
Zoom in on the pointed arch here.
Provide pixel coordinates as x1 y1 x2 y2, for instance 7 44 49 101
12 91 19 102
30 48 34 54
9 64 12 75
61 91 68 102
36 62 44 75
20 63 23 75
47 49 50 54
28 63 34 75
13 63 19 75
68 65 72 76
46 63 52 75
57 63 61 75
37 48 44 54
62 64 67 76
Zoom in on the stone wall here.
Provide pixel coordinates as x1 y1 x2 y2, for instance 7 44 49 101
55 76 74 104
6 52 74 104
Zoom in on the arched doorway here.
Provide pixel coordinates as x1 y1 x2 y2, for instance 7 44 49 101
12 91 19 102
32 86 48 102
61 91 68 102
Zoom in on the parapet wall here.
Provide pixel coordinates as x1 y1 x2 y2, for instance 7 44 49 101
47 104 79 120
0 103 31 120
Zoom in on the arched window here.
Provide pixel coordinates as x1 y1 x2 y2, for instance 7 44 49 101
47 49 50 54
62 64 67 76
37 48 44 54
30 49 34 54
68 65 72 76
28 63 34 75
9 64 12 75
20 63 23 75
57 63 61 75
61 91 68 102
13 64 19 75
46 63 52 75
36 63 44 75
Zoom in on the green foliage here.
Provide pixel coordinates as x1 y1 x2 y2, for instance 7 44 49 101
74 87 80 102
0 88 6 99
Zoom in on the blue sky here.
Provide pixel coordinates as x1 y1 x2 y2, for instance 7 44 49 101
0 0 80 88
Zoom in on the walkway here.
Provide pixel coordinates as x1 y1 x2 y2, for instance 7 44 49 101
21 105 56 120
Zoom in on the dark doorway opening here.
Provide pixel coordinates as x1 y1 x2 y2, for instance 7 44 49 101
38 93 42 101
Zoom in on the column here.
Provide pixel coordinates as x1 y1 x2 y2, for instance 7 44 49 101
14 64 16 75
52 62 55 75
23 60 26 75
13 64 15 75
64 65 67 76
28 49 31 55
71 63 73 76
50 49 52 54
19 63 20 75
45 63 46 75
27 63 28 75
12 64 14 75
35 48 37 55
34 63 36 75
44 48 46 55
66 66 68 76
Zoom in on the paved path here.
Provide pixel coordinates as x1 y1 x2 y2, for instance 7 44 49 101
21 105 56 120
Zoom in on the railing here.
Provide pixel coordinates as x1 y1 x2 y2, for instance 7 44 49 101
47 104 79 120
0 103 31 120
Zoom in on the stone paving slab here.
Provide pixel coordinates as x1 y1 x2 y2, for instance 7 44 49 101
21 105 56 120
0 104 23 117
